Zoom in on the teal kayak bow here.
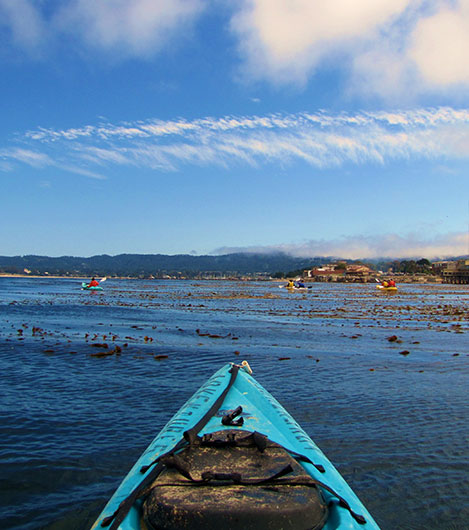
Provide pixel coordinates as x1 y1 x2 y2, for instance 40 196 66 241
81 282 103 291
92 362 380 529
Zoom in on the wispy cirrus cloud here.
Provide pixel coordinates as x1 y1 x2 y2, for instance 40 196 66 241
214 232 469 260
0 146 106 179
0 147 52 167
1 107 467 177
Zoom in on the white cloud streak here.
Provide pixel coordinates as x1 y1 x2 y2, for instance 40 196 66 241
214 232 469 260
0 147 106 179
0 148 51 167
0 107 466 177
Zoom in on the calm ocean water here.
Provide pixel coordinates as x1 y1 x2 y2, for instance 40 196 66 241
0 277 468 530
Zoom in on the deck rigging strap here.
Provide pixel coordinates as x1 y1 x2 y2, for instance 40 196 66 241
184 364 240 444
101 365 241 529
140 365 241 475
157 451 295 485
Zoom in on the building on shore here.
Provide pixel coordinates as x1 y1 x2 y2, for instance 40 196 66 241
432 260 469 284
304 263 373 283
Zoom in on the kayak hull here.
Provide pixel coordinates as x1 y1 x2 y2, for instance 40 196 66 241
376 285 397 292
81 282 103 291
91 363 380 529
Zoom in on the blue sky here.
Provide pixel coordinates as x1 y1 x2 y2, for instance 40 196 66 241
1 0 468 259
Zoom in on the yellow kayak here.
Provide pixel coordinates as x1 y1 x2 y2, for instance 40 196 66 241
376 285 398 292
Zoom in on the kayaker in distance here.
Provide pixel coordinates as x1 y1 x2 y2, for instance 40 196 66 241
295 279 306 288
286 279 295 288
88 278 99 288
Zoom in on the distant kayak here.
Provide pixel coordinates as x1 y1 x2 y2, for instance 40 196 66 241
91 362 380 530
279 284 311 291
81 282 103 291
377 285 398 292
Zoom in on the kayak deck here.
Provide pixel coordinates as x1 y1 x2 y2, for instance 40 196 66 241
92 363 380 529
81 282 103 291
376 285 397 292
143 428 329 529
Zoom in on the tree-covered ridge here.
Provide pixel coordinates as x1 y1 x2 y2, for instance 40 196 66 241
0 253 328 277
0 253 463 278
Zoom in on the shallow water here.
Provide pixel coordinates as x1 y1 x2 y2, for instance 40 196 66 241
0 277 468 529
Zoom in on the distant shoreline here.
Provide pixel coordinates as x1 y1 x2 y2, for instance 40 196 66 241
1 273 83 278
0 273 445 283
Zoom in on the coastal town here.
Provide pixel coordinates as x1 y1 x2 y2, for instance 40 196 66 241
302 259 469 284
